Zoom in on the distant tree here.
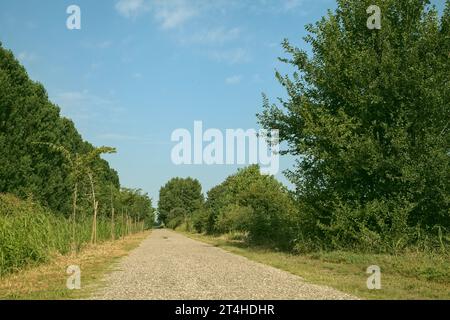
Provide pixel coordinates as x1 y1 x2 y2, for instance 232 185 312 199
205 165 297 248
119 188 155 229
258 0 450 249
158 177 204 226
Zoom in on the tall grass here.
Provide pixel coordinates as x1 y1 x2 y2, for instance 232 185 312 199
0 194 144 276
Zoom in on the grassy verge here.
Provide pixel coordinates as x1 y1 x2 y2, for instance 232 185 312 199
180 231 450 300
0 231 149 300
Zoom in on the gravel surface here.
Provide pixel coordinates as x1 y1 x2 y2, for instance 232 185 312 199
91 229 356 300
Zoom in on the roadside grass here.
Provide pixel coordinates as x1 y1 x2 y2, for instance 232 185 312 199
180 231 450 300
0 231 149 300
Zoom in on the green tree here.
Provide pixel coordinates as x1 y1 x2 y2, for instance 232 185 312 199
158 177 204 227
34 143 116 245
206 165 297 248
0 43 120 216
258 0 450 250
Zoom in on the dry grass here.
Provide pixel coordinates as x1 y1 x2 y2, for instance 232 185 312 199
182 231 450 300
0 231 150 300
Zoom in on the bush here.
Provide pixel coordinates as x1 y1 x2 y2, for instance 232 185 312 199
190 208 210 233
205 165 298 250
214 204 252 234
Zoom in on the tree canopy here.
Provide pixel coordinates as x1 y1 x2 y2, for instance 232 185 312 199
0 43 154 222
157 177 204 227
258 0 450 250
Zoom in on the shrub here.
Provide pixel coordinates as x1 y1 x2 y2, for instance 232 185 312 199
214 204 252 234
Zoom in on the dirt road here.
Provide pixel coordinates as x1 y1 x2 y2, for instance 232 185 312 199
92 229 355 300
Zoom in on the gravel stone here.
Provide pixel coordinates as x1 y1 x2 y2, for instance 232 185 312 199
91 229 357 300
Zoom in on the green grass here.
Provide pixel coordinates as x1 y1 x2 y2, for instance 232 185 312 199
0 193 144 277
181 231 450 300
0 231 149 300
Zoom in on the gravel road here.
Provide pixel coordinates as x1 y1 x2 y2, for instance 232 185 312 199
91 229 356 300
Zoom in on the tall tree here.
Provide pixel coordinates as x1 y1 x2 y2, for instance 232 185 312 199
0 43 120 215
258 0 450 248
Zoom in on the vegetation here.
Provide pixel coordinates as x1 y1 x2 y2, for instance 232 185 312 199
157 177 204 229
161 0 450 259
1 0 449 299
257 0 449 252
0 44 155 276
0 230 149 300
0 194 146 276
184 231 450 300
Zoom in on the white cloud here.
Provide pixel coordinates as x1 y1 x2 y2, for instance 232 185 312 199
283 0 303 11
97 40 113 49
17 51 37 63
182 27 241 45
97 133 170 145
209 48 251 65
225 75 243 85
52 90 121 121
82 40 114 50
152 0 198 30
115 0 149 18
116 0 198 29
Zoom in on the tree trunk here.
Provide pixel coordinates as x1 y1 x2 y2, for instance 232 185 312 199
110 185 115 240
72 182 78 251
121 208 125 240
88 173 97 244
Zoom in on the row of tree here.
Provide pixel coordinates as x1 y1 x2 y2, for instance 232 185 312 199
157 166 297 249
0 42 155 243
158 0 449 253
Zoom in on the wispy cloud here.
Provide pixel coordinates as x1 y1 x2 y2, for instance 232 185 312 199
115 0 149 18
181 27 241 45
97 133 171 145
115 0 198 29
153 0 198 30
225 75 243 85
209 48 251 65
82 40 114 50
52 90 122 122
282 0 303 11
17 51 37 63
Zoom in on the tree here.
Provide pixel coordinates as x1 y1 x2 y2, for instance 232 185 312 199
34 143 116 245
158 177 204 227
119 188 155 229
205 165 297 248
0 43 120 216
258 0 450 250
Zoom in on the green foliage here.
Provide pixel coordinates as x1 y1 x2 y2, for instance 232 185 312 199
214 204 252 234
118 188 155 229
258 0 450 251
0 44 156 274
0 194 143 276
158 177 204 226
0 44 120 215
190 208 210 233
205 165 298 249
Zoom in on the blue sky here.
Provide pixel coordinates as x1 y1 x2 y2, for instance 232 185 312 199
0 0 445 202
